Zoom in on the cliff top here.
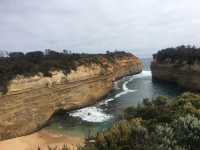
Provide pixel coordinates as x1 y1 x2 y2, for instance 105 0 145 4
153 45 200 64
0 50 140 93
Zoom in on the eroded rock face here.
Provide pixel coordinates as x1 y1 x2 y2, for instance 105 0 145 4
151 59 200 91
0 54 142 140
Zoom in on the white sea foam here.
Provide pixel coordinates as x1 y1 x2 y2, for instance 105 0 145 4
114 81 120 90
115 78 137 98
69 71 151 123
131 71 152 80
114 71 151 99
99 98 114 106
114 91 128 98
69 106 112 123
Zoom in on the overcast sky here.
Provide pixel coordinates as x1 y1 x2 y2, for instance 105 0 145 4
0 0 200 57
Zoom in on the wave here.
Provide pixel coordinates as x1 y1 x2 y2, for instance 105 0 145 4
114 71 151 98
131 71 152 79
69 106 112 123
114 81 120 90
99 98 114 106
115 76 138 98
114 91 128 98
68 71 151 123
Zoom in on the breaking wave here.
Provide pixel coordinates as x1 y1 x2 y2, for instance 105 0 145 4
114 73 140 98
99 98 114 106
130 70 152 79
69 71 152 123
69 106 112 123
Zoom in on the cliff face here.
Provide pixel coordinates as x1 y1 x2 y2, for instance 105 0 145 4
151 59 200 91
0 54 142 140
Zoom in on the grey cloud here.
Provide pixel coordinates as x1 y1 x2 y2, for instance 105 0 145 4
0 0 200 57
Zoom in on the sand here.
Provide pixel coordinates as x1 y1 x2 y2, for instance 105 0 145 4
0 130 84 150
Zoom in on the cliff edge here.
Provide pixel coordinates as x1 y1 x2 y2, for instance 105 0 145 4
0 52 142 140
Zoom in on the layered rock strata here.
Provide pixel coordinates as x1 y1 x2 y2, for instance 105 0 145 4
0 54 142 140
151 58 200 91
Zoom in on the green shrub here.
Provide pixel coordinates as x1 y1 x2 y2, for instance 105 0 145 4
0 51 132 94
37 93 200 150
153 45 200 65
173 115 200 150
83 93 200 150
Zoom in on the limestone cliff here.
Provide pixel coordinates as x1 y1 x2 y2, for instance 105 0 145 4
0 53 142 140
151 52 200 91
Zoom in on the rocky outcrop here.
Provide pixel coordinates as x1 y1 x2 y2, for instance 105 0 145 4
151 58 200 91
0 53 142 140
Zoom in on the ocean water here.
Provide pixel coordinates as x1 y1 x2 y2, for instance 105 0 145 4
46 58 184 137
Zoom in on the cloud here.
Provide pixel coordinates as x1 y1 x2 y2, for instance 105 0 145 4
0 0 200 57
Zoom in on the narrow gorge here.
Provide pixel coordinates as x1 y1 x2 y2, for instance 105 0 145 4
0 52 142 140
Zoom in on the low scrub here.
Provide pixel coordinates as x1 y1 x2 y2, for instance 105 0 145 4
0 50 131 94
84 92 200 150
153 45 200 65
39 92 200 150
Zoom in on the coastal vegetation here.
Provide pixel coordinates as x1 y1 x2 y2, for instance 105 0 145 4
153 45 200 64
79 92 200 150
0 50 131 93
40 92 200 150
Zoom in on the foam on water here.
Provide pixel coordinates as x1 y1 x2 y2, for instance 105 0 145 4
69 71 152 123
131 71 152 79
99 98 114 106
69 106 112 123
115 76 137 98
114 81 120 90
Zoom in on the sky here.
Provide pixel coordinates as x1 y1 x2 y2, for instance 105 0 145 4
0 0 200 58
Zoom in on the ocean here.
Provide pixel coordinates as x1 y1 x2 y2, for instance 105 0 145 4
46 58 184 137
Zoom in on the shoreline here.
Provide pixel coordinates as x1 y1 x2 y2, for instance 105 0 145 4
0 129 84 150
0 71 143 150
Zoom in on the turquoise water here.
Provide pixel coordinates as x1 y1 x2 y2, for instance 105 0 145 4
46 58 184 137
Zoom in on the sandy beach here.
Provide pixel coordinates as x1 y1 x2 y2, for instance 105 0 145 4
0 130 84 150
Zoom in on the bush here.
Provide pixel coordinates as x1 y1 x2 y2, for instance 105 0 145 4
37 93 200 150
83 93 200 150
0 50 132 94
173 115 200 150
153 45 200 65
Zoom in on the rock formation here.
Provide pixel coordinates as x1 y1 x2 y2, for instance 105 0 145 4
0 53 142 140
151 48 200 91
